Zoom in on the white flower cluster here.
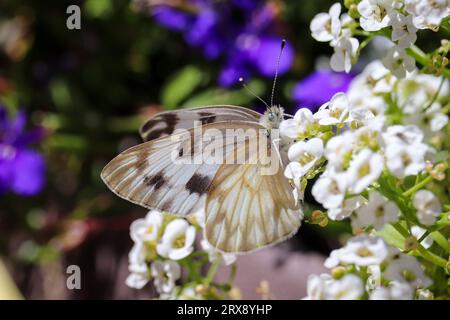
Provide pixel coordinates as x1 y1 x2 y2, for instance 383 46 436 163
311 0 450 77
281 59 446 230
125 210 195 291
310 3 359 73
125 209 236 297
304 235 433 300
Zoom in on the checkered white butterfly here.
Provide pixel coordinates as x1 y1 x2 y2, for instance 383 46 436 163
101 42 303 253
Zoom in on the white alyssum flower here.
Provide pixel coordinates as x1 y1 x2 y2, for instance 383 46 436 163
405 0 450 30
126 271 150 290
324 274 365 300
310 3 342 42
279 108 317 140
303 274 332 300
357 0 396 31
201 239 236 266
324 131 355 170
325 235 389 267
346 148 383 194
312 168 348 210
391 13 418 49
151 260 181 294
156 219 196 260
382 47 416 78
384 142 428 178
411 226 434 249
284 138 324 184
385 254 432 288
330 34 359 73
370 281 414 300
314 92 352 125
352 191 399 230
130 210 163 243
382 125 430 178
328 196 365 221
412 190 442 225
382 124 424 146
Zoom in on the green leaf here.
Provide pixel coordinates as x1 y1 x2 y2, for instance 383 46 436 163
161 65 203 109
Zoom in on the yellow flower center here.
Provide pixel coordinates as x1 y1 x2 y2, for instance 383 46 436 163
173 235 186 249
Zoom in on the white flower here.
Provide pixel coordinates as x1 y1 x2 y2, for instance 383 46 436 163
314 92 351 125
328 196 365 221
382 47 416 78
151 260 181 294
391 13 418 49
411 226 434 249
312 168 348 209
325 274 365 300
405 0 450 30
330 35 359 73
128 242 147 274
329 235 389 267
324 131 355 170
382 125 424 145
352 191 399 230
126 240 150 289
412 190 442 225
284 138 324 184
279 108 317 139
384 142 428 178
357 0 395 31
130 210 163 243
310 3 342 42
347 148 383 194
417 288 434 300
126 272 149 290
303 274 332 300
385 254 432 288
201 239 236 266
156 219 196 260
370 282 414 300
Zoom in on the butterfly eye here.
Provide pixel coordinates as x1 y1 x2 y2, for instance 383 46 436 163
268 113 274 121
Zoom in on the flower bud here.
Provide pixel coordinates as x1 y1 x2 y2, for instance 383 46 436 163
404 236 418 251
311 210 328 227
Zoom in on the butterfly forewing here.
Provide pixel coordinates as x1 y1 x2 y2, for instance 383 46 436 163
101 120 264 217
204 130 302 253
139 105 261 142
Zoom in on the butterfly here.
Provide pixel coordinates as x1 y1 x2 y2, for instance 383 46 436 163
101 42 303 254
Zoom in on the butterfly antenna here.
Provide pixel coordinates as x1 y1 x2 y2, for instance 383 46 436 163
239 77 270 109
270 39 286 108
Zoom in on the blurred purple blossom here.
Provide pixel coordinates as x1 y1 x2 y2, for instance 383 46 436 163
292 70 354 110
0 106 46 196
149 1 294 87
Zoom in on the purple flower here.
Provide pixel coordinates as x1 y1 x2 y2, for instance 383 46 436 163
152 5 191 32
0 107 46 196
292 70 354 110
147 1 294 87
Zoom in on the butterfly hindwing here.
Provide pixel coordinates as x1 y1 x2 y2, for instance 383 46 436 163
139 105 261 142
204 130 302 253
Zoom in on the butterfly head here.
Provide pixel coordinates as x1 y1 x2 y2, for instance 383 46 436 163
260 105 284 130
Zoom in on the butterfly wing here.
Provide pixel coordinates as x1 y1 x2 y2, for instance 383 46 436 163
101 121 263 217
139 105 261 142
205 130 303 253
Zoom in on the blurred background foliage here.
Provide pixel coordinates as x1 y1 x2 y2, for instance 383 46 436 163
0 0 364 299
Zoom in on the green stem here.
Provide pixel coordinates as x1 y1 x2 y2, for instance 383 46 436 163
406 45 450 79
430 231 450 255
204 259 221 285
402 175 433 197
393 223 448 268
